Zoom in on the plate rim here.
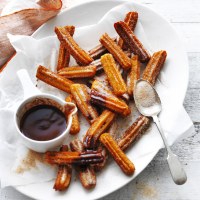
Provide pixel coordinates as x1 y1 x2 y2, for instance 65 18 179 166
12 0 189 199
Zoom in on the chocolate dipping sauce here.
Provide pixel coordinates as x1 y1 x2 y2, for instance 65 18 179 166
20 105 67 141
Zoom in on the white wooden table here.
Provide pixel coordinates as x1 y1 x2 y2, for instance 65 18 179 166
1 0 200 199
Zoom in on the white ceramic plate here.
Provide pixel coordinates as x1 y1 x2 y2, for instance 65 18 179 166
13 0 189 199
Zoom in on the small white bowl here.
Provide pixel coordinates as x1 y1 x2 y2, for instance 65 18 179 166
14 69 77 153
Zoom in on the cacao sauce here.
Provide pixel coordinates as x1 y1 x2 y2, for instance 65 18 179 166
20 105 67 141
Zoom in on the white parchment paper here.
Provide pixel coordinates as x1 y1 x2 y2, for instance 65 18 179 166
0 2 194 188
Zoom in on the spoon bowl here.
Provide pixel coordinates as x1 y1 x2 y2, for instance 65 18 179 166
134 79 162 117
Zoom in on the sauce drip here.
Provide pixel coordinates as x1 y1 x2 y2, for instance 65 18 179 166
20 105 67 141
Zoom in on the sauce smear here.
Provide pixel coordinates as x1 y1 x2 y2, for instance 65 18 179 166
20 105 67 141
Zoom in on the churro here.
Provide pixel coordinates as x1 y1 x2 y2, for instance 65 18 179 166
91 80 131 116
118 116 150 151
53 145 72 191
127 55 140 97
56 26 75 71
70 84 99 124
114 21 151 62
58 65 96 78
100 133 135 175
101 53 127 96
55 26 93 65
45 151 103 165
84 109 115 149
70 139 96 189
100 33 131 69
142 50 167 85
118 12 138 50
36 65 73 93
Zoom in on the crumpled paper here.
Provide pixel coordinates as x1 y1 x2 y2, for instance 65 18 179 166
0 2 194 188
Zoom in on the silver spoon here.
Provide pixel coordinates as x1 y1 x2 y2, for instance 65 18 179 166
134 79 187 185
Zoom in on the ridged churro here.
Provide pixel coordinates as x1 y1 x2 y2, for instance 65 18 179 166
118 116 150 151
55 26 93 65
100 133 135 175
70 139 96 189
92 120 117 172
100 33 131 70
127 55 140 98
114 21 151 62
57 43 70 71
70 84 99 124
77 165 96 189
84 109 115 149
101 54 127 96
36 65 74 93
91 80 131 116
142 50 167 85
118 12 138 50
56 26 75 71
45 151 103 165
58 65 96 78
54 145 72 191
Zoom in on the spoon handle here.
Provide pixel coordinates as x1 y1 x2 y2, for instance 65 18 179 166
152 115 187 185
